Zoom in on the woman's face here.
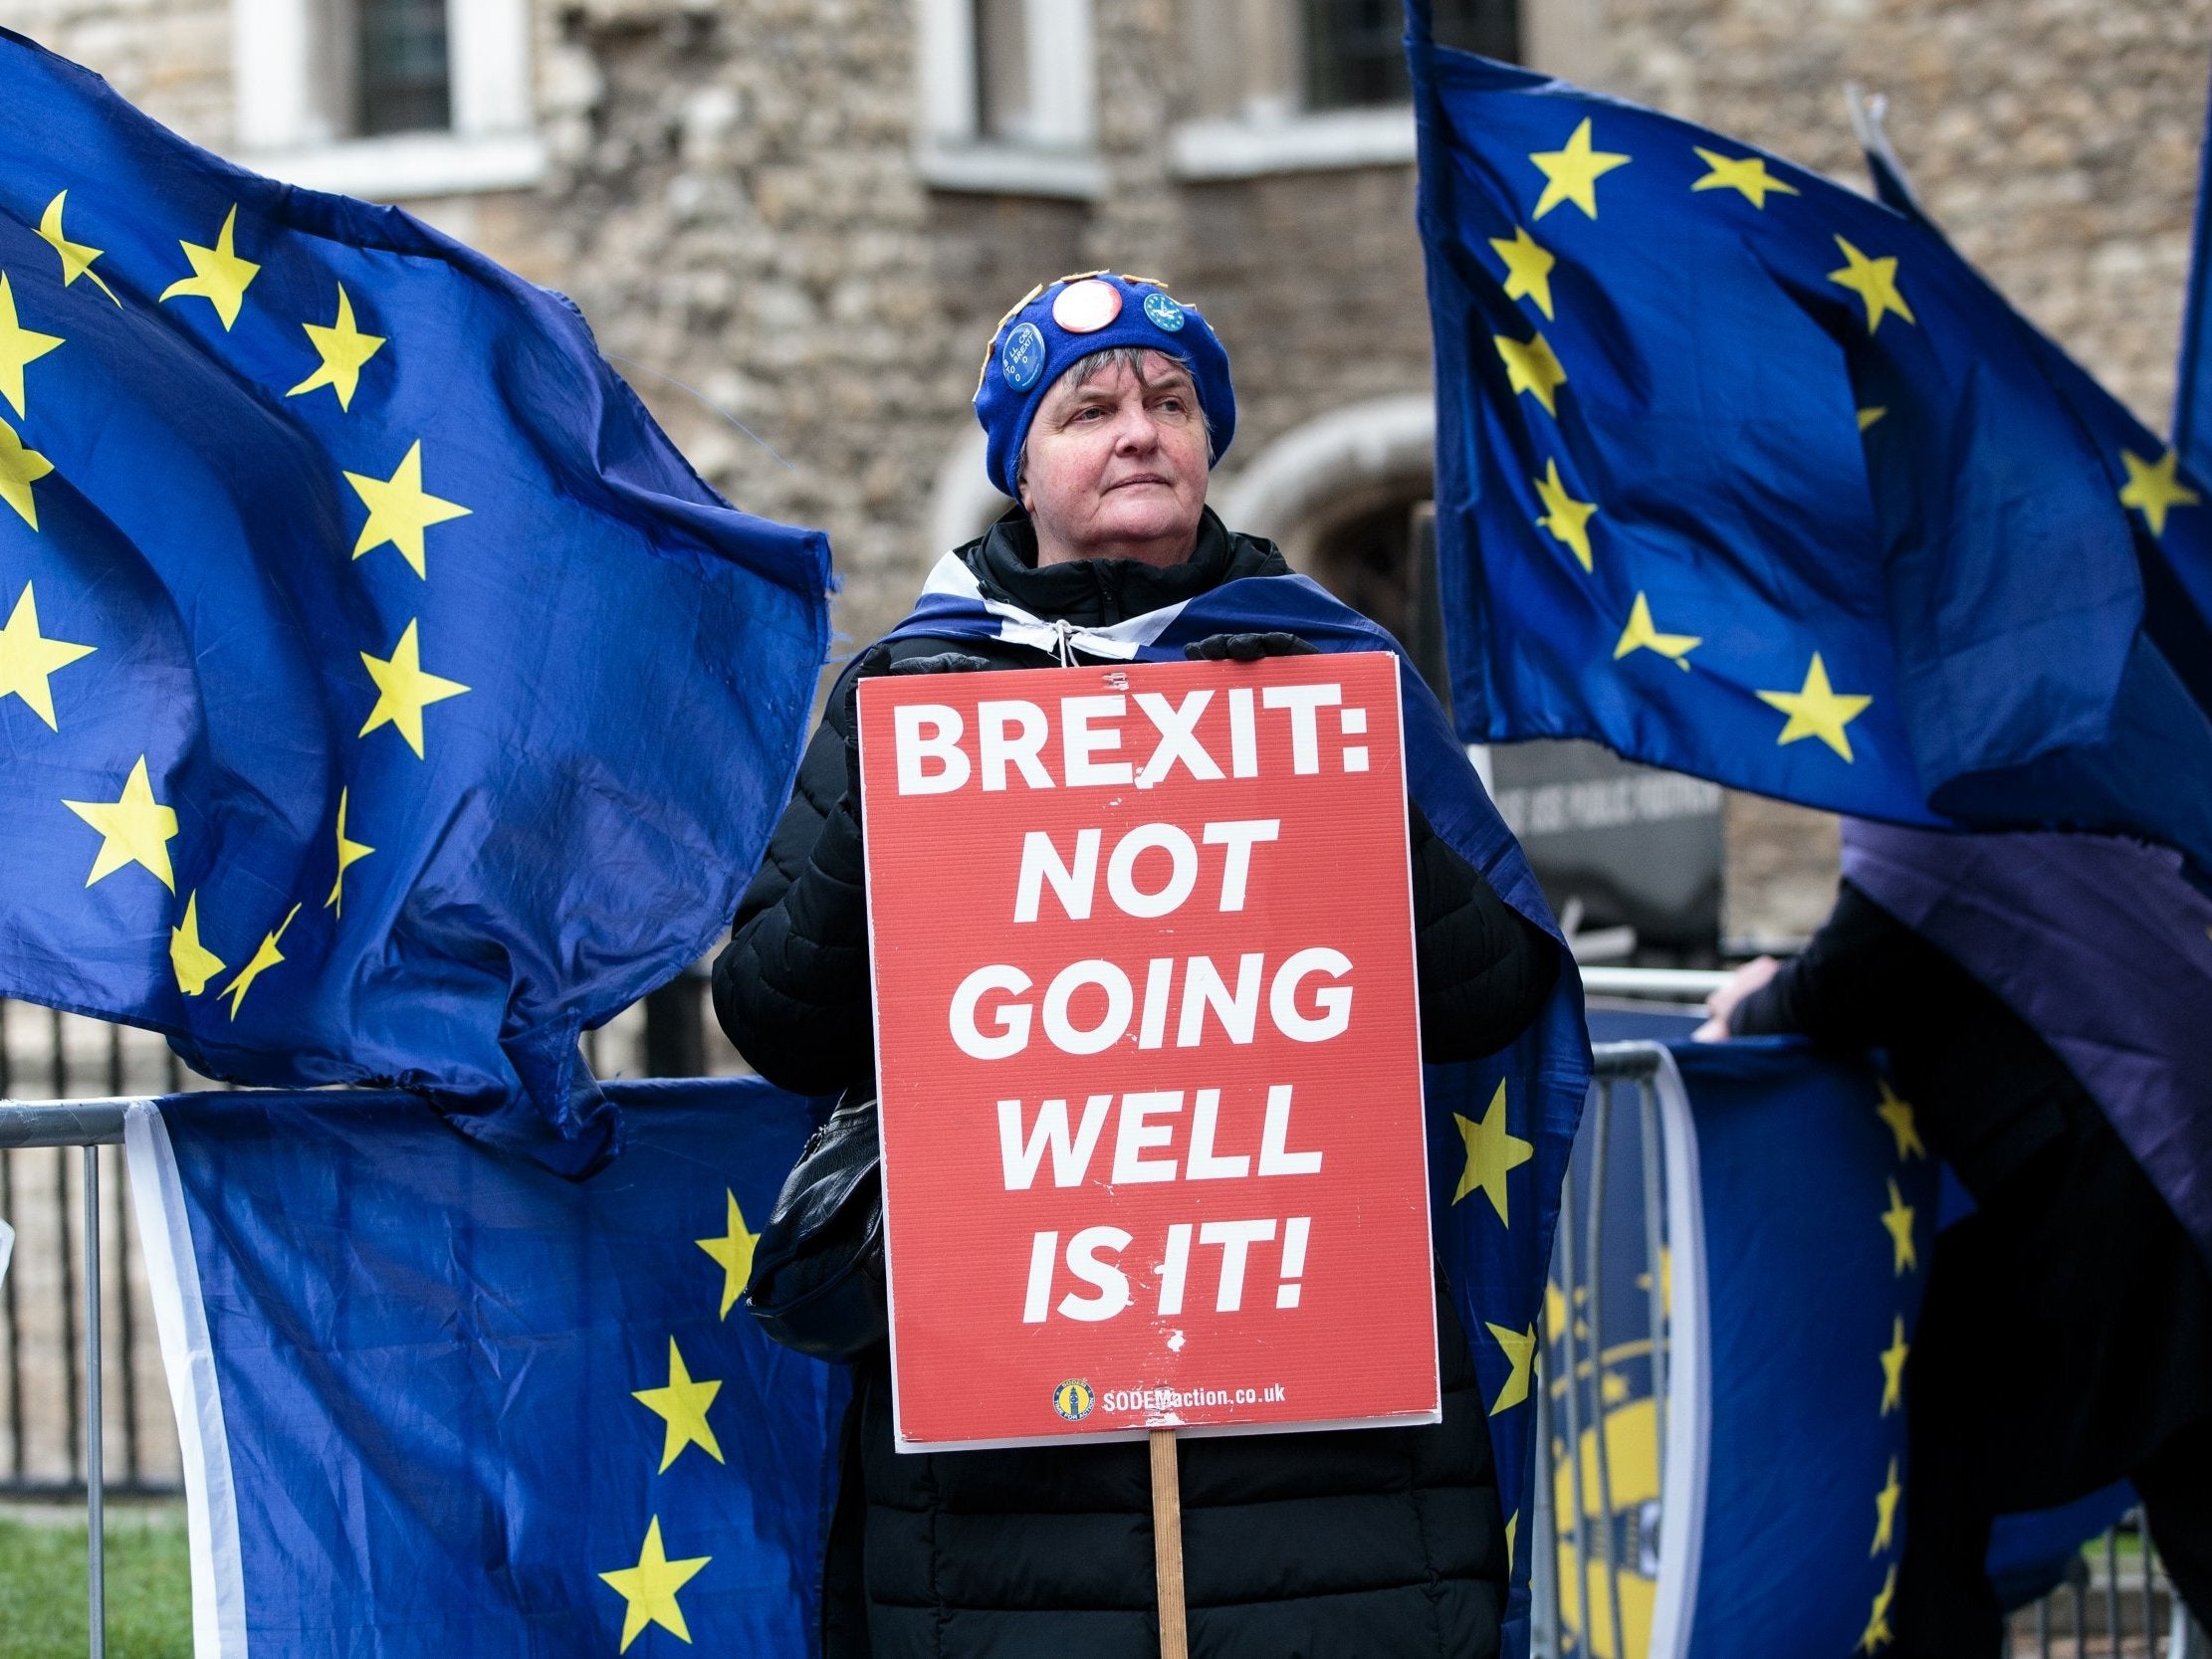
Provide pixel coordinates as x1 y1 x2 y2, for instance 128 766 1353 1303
1018 352 1210 568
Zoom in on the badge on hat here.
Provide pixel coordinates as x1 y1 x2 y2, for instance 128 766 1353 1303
1142 291 1187 332
1051 278 1123 333
999 320 1046 390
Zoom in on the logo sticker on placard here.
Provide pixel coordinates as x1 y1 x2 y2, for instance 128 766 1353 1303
1053 1379 1096 1421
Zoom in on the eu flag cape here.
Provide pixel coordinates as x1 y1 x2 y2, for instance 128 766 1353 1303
882 556 1593 1635
0 32 830 1171
123 1078 844 1657
1407 29 2212 874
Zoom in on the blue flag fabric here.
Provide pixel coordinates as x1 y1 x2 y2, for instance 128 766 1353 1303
123 1077 845 1657
1566 1013 2130 1658
1405 30 2212 874
880 559 1592 1642
0 33 830 1170
1855 107 2212 719
2176 61 2212 524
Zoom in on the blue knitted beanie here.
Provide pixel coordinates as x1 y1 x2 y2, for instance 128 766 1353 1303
973 272 1236 501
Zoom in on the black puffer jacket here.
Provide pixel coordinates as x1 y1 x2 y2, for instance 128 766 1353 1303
715 510 1560 1659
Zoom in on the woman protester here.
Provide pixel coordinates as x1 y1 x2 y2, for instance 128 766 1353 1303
714 272 1565 1658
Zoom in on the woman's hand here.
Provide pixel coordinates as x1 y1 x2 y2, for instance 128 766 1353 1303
1692 954 1780 1042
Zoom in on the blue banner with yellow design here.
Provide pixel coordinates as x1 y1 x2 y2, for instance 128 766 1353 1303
0 32 830 1171
1405 24 2212 873
123 1077 844 1657
1558 1015 2129 1659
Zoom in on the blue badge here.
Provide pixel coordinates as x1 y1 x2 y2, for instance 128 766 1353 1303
1143 291 1187 332
1000 321 1046 390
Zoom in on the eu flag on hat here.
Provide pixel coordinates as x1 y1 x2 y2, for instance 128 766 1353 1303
0 31 829 1171
1406 14 2212 873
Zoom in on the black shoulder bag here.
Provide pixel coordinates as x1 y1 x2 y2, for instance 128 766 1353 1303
745 1090 888 1360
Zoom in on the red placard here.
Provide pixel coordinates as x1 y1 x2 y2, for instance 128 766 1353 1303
859 651 1436 1450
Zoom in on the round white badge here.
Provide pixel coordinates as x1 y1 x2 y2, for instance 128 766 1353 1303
1051 279 1123 334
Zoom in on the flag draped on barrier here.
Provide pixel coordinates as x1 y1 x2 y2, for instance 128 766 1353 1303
123 1077 845 1659
1404 20 2212 874
0 30 831 1171
1566 1016 2130 1659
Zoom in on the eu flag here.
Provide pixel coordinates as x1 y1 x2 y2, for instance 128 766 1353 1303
1857 104 2212 717
1407 27 2212 872
121 1077 845 1657
0 33 830 1170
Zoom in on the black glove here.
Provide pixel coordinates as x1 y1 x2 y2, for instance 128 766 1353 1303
1183 631 1320 662
840 646 997 818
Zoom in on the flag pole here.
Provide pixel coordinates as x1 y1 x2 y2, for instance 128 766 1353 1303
1150 1428 1190 1659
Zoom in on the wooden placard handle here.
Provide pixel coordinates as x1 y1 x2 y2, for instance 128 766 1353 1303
1151 1428 1190 1659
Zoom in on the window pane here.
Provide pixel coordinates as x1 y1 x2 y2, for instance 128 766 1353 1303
357 0 451 136
1302 0 1518 111
974 0 1031 141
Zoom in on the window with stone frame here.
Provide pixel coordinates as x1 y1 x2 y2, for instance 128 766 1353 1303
1302 0 1520 111
916 0 1101 197
231 0 538 199
354 0 453 137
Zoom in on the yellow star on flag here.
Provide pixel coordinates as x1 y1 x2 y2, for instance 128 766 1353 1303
1880 1178 1917 1276
1545 1278 1568 1343
345 440 472 578
169 891 226 997
1757 652 1873 760
1487 226 1556 318
2118 447 2200 537
0 274 65 420
1614 592 1699 669
358 620 470 759
37 193 120 307
1860 1563 1897 1653
1532 459 1596 570
1858 406 1888 433
158 205 260 330
632 1338 726 1473
1690 146 1799 209
1879 1315 1909 1415
1872 1456 1902 1555
1485 1321 1536 1415
1495 329 1568 416
0 581 95 730
1505 1510 1518 1570
1828 236 1915 335
0 415 55 530
696 1189 760 1318
1876 1080 1925 1160
1452 1080 1533 1224
64 755 177 891
324 788 375 917
598 1517 710 1654
220 903 301 1020
289 284 387 412
1529 117 1630 220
